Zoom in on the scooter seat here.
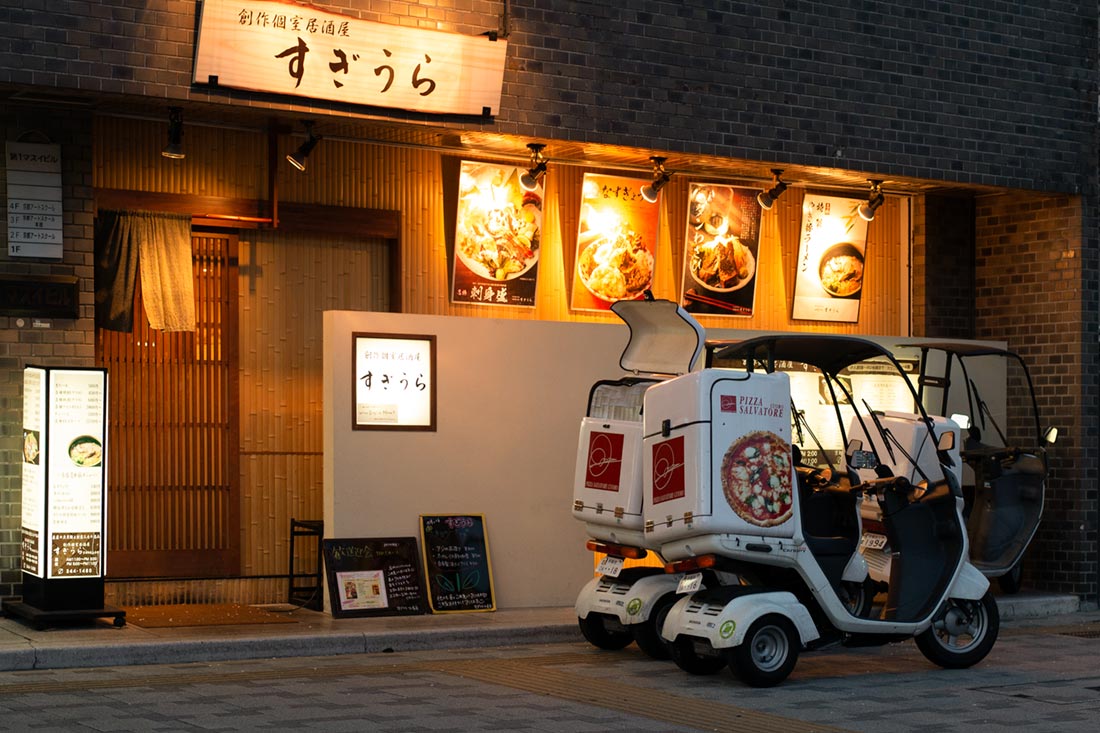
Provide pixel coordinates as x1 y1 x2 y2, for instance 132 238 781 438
804 534 856 557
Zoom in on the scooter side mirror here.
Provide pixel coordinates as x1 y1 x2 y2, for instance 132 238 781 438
937 430 956 453
1043 426 1058 444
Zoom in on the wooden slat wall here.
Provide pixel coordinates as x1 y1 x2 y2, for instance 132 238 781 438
239 230 389 579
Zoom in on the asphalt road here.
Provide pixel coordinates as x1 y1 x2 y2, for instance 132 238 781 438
1 612 1098 732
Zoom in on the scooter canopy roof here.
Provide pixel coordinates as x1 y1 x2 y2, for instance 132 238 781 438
712 334 901 377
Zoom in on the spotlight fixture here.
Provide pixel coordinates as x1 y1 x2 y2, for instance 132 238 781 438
161 107 185 160
640 156 670 203
858 179 885 221
286 121 321 172
756 169 787 210
519 143 547 191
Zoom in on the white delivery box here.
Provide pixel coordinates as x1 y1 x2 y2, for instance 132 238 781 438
571 299 705 547
573 417 646 544
643 369 797 545
847 410 962 486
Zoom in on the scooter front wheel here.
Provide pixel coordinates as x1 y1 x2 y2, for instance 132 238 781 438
726 615 800 687
915 591 999 669
669 636 728 675
577 614 633 651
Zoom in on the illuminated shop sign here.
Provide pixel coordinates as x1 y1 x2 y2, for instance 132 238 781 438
193 0 507 116
352 333 436 431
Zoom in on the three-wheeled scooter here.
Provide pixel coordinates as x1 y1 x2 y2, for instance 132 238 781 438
572 297 714 659
909 342 1057 593
648 334 998 687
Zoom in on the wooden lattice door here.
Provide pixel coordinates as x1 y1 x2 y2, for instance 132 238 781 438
97 232 240 577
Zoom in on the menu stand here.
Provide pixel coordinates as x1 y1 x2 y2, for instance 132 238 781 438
9 366 122 630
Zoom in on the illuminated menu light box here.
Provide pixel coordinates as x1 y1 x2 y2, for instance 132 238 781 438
352 333 436 431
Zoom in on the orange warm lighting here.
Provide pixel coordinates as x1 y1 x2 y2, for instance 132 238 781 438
585 539 648 560
665 554 717 574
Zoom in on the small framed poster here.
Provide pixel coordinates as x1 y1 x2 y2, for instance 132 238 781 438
352 332 436 431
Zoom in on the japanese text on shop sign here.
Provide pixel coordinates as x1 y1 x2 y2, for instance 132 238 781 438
194 0 507 116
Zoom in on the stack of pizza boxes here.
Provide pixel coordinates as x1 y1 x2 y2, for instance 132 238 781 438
572 299 705 551
641 366 800 562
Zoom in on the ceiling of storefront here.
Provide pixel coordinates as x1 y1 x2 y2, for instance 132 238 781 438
2 85 997 198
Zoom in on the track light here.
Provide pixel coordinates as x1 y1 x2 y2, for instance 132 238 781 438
640 156 669 203
858 179 885 222
287 121 321 172
161 107 185 160
519 143 547 191
756 169 787 210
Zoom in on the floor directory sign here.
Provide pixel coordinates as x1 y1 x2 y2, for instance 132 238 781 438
21 366 108 581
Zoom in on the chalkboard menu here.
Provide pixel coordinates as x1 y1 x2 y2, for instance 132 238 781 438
419 514 496 613
322 537 428 618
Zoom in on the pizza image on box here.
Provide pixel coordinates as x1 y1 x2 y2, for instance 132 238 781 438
720 431 794 527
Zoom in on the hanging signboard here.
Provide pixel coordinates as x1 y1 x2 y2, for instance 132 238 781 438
791 193 868 322
571 173 660 312
321 537 429 618
451 161 542 308
679 183 762 317
352 332 436 431
6 142 64 259
419 514 495 613
193 0 508 116
20 366 108 580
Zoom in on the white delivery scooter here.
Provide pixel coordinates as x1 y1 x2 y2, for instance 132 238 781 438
572 297 715 659
649 335 998 687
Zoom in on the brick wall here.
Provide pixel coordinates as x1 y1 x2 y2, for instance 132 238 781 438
974 192 1097 597
918 194 976 338
0 1 1094 193
0 108 96 598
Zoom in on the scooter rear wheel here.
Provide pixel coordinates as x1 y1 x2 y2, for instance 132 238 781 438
915 591 999 669
577 614 633 650
669 636 728 675
726 615 800 688
631 592 676 660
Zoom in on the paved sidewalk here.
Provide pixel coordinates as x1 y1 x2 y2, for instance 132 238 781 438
0 590 1086 672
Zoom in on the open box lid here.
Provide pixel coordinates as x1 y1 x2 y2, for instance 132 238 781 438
611 298 705 376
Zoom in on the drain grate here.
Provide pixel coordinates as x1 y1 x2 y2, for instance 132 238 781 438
1059 626 1100 639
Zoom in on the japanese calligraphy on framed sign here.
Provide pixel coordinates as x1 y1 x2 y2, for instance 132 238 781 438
791 193 868 323
193 0 508 116
679 183 762 317
451 160 542 308
570 173 660 312
352 333 436 431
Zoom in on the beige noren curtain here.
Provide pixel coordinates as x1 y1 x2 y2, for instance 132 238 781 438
95 210 195 332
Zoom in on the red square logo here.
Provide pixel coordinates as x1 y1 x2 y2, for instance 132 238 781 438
584 431 625 491
651 436 686 504
720 395 738 412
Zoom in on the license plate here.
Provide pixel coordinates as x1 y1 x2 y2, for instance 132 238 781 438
677 572 703 595
596 555 624 578
860 533 887 550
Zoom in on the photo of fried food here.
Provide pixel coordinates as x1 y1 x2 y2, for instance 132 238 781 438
577 227 654 302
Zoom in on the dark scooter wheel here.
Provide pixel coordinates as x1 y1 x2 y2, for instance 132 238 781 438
578 614 633 651
669 636 727 675
726 615 800 688
631 593 676 660
915 591 999 669
997 562 1023 594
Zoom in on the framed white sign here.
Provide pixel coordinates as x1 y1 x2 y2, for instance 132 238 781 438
352 333 436 431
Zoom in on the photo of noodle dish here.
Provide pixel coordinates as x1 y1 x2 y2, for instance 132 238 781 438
576 226 654 302
818 242 864 298
689 233 755 292
68 435 103 468
455 167 541 282
23 430 39 465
